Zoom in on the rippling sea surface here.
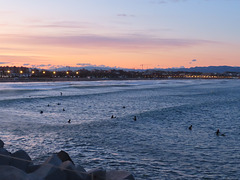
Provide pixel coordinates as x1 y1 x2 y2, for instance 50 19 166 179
0 79 240 179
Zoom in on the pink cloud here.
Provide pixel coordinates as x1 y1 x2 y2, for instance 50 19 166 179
29 21 92 29
0 47 33 52
0 34 217 50
0 55 50 64
117 14 135 18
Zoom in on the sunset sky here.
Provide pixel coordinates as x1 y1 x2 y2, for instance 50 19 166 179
0 0 239 69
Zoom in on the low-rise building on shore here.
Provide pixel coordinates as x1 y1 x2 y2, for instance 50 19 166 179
0 66 239 80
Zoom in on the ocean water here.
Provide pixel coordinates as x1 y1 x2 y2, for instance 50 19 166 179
0 79 240 179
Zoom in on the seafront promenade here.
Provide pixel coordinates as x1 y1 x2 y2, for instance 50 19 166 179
0 75 238 83
1 66 240 82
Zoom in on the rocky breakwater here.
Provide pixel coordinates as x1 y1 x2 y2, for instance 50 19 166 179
0 139 135 180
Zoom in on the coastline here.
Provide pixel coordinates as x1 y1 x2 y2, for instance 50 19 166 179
0 77 238 83
0 77 130 82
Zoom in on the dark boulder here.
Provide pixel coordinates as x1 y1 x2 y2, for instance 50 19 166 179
0 139 4 148
76 164 87 173
30 154 62 179
87 167 106 180
57 150 74 165
0 165 28 180
45 167 67 180
0 148 11 165
10 149 32 172
106 170 135 180
26 164 41 174
61 161 89 180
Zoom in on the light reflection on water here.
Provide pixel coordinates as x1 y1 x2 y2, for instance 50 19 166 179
0 80 240 179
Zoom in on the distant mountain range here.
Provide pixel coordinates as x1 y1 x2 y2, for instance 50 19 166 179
52 65 240 73
161 66 240 73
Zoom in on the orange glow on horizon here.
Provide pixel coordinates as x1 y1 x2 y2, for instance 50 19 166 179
0 39 239 69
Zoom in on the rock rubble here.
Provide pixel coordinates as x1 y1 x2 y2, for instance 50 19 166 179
0 140 135 180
